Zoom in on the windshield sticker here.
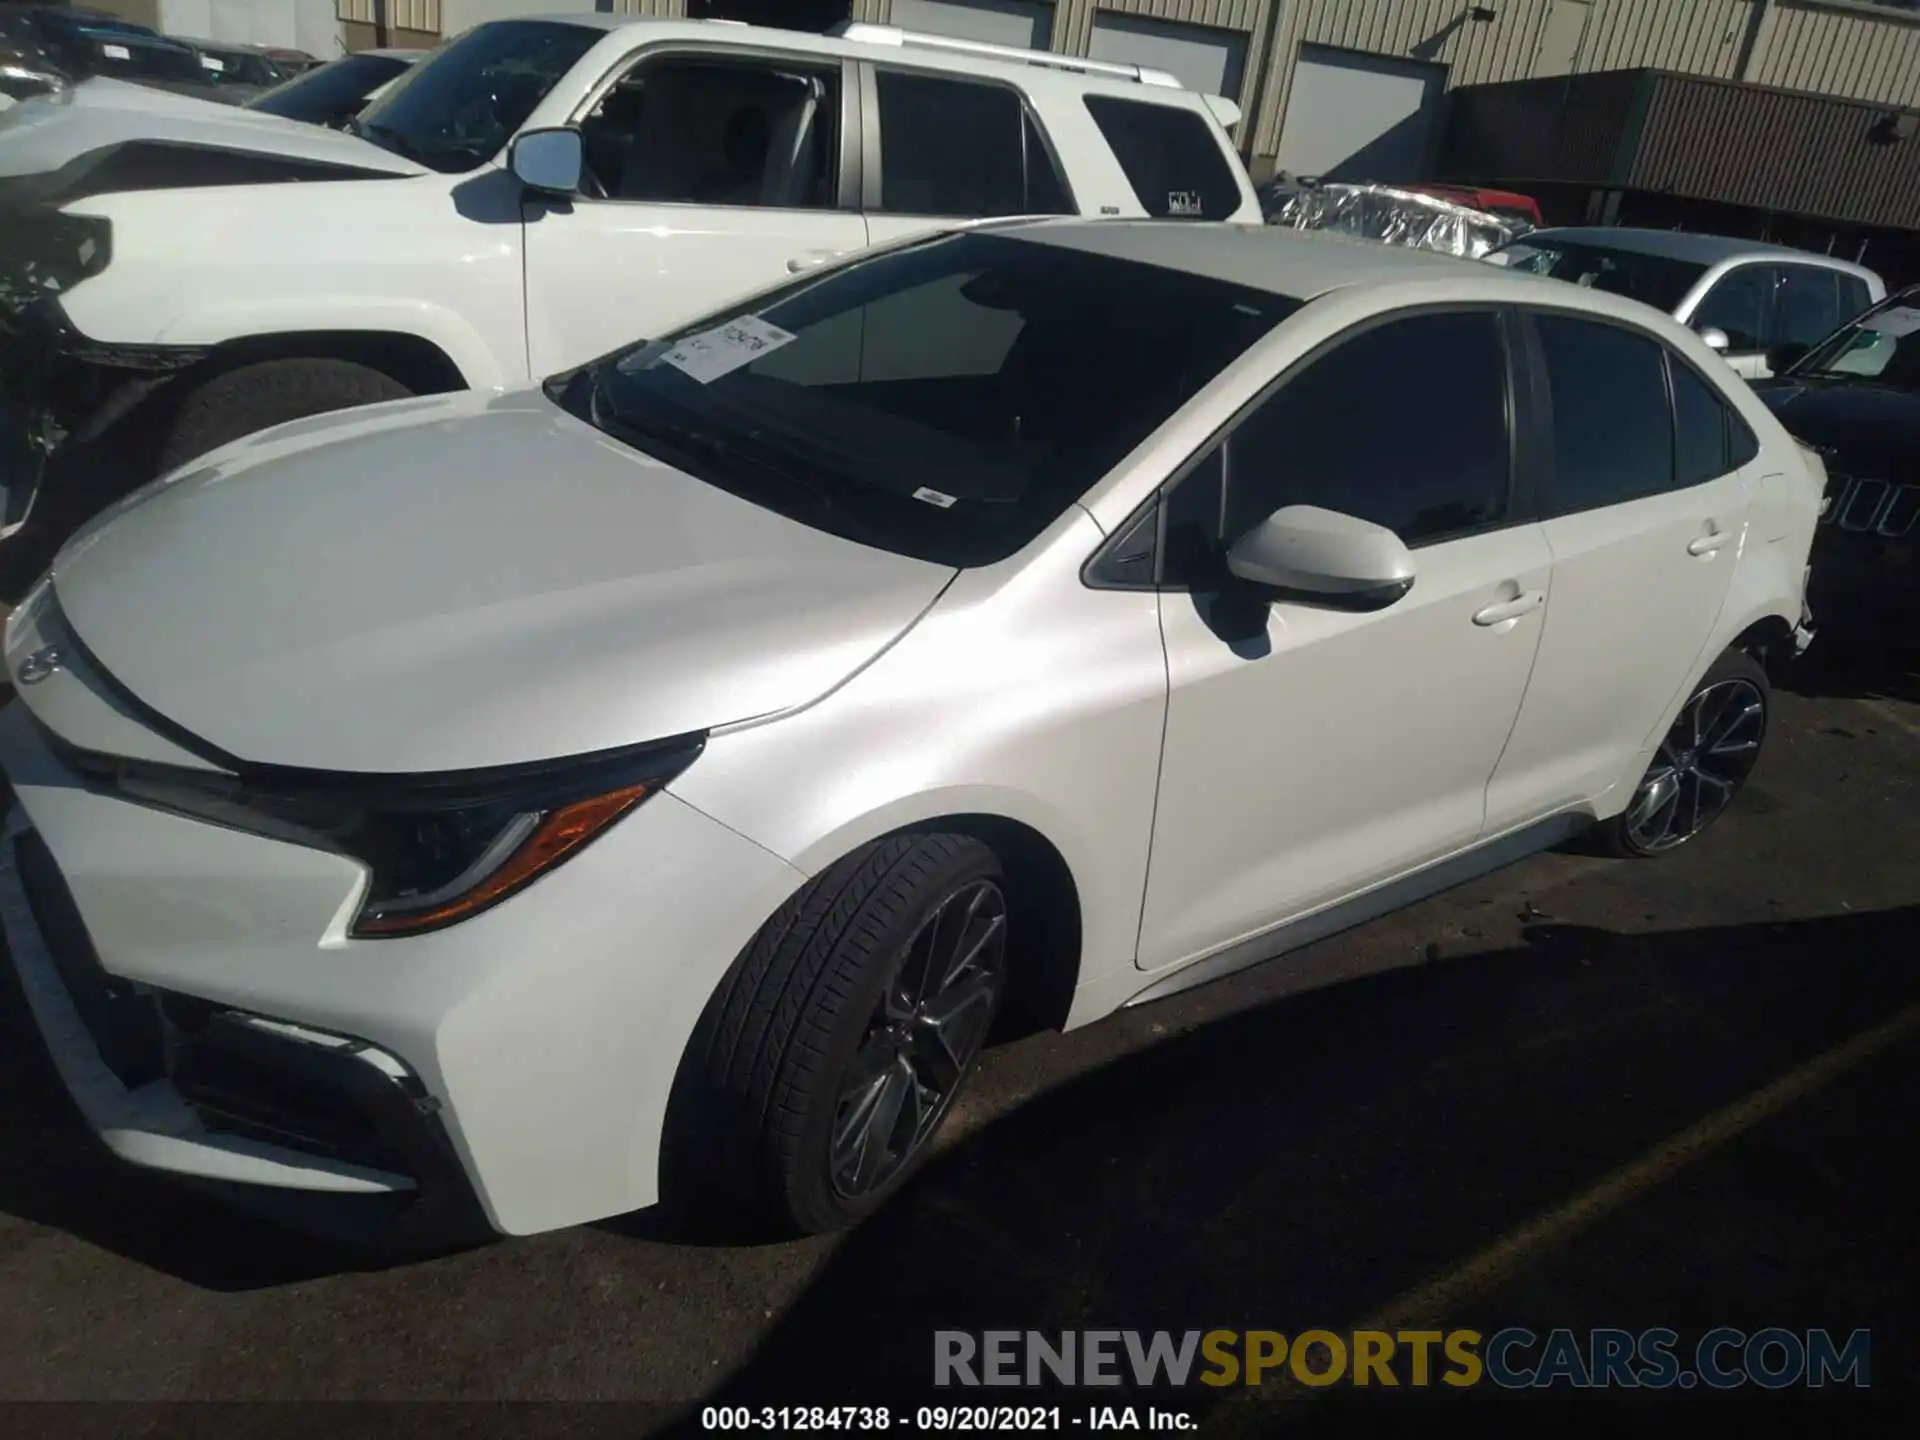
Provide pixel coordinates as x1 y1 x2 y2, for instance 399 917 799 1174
201 56 226 72
912 487 958 509
1168 191 1204 217
101 43 131 59
1864 306 1920 338
659 316 796 385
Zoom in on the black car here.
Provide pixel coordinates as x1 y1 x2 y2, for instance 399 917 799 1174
243 48 419 129
1754 285 1920 638
0 3 222 99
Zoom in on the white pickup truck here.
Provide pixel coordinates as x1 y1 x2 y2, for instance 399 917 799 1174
0 15 1259 540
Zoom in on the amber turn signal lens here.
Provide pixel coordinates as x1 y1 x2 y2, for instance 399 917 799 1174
354 782 655 937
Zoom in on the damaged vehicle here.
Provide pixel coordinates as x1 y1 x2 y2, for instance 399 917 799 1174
0 13 1257 544
1265 181 1529 259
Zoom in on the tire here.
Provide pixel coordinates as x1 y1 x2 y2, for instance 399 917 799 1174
1598 647 1771 858
158 358 413 473
666 832 1011 1235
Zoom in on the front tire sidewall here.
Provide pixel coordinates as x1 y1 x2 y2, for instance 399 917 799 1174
785 844 1006 1234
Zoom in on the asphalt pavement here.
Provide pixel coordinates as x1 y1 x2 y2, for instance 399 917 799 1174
0 640 1915 1435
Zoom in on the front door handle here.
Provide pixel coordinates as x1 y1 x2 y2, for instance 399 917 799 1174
1687 531 1732 557
1472 591 1546 627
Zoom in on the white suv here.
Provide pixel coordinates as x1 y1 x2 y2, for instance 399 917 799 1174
0 15 1257 538
0 221 1820 1246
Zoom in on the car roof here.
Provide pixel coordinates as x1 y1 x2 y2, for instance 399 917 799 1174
1522 225 1862 270
1007 219 1507 297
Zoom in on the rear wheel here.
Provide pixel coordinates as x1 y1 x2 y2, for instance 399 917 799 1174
667 833 1010 1235
1602 648 1770 857
159 358 413 472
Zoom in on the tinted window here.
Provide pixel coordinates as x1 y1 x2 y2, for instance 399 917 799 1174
1669 355 1731 487
1777 267 1844 349
563 233 1297 566
1692 266 1775 351
1537 314 1673 511
876 70 1027 217
1083 95 1240 220
1838 275 1872 320
351 20 600 173
580 58 840 208
1491 238 1707 314
1218 311 1511 550
245 52 412 124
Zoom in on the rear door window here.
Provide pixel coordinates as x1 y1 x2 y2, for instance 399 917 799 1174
1082 94 1240 220
873 70 1068 218
1535 313 1675 512
1669 354 1744 486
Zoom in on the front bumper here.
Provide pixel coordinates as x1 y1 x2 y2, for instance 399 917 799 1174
0 700 808 1238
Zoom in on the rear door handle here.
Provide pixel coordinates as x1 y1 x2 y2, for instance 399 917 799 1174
1687 531 1732 556
1472 591 1546 627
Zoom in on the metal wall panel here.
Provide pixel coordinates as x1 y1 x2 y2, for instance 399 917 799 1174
336 0 442 29
1749 0 1920 108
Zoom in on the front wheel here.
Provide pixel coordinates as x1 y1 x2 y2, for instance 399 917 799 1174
159 358 413 473
667 833 1010 1235
1602 648 1770 857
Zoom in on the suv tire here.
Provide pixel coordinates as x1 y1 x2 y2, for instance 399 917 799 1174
159 358 413 472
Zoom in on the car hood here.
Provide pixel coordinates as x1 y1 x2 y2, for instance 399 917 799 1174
0 77 421 178
47 392 957 774
1757 378 1920 462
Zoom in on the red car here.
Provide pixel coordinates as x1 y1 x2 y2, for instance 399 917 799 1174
1402 184 1544 229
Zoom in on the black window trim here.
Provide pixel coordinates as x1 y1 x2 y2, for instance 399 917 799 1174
1084 301 1532 593
856 58 1079 220
562 41 864 213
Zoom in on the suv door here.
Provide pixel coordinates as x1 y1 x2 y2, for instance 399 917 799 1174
858 64 1075 251
1485 312 1754 831
521 48 870 375
1137 308 1553 972
1689 263 1778 379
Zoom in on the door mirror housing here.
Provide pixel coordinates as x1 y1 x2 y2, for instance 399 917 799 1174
509 126 583 195
1225 505 1416 611
1765 341 1810 374
1695 325 1732 353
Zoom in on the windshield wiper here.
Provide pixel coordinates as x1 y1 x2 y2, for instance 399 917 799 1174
601 404 835 510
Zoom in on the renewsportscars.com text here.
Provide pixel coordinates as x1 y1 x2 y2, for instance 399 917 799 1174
934 1328 1871 1390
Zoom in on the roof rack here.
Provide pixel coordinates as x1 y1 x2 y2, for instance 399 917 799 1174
833 21 1184 90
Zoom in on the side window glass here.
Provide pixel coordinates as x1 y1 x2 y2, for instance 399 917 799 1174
1839 276 1872 319
875 70 1025 218
1693 266 1774 351
1669 353 1733 487
579 57 840 208
1082 95 1240 220
1161 448 1225 589
1537 313 1674 511
1218 311 1510 552
1776 268 1843 350
1022 111 1073 215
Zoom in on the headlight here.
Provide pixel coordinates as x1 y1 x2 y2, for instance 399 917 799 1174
85 737 704 939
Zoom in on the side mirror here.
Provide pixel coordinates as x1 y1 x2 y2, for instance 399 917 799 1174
1765 341 1810 374
1695 325 1732 353
1225 505 1416 611
509 126 583 195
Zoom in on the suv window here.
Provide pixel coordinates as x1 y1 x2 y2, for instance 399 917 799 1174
1083 95 1240 220
1491 237 1707 314
1159 311 1509 586
1776 266 1845 350
580 56 841 208
874 70 1070 218
1692 265 1775 351
1536 313 1674 511
1838 274 1872 320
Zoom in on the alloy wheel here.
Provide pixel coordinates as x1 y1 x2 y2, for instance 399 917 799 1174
828 879 1008 1199
1624 677 1766 853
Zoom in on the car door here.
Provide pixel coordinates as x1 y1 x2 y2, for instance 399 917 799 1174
857 65 1075 253
521 48 870 376
1137 308 1554 973
1485 311 1753 830
1689 263 1778 379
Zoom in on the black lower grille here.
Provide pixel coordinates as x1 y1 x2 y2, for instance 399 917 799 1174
12 828 165 1088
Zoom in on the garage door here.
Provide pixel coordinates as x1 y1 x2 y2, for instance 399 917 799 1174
888 0 1053 51
1089 12 1245 99
1276 45 1445 183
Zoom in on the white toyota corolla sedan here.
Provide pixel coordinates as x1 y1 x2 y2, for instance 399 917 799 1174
0 220 1821 1245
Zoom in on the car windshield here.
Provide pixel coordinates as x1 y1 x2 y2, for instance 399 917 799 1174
1490 237 1708 313
1791 296 1920 391
551 232 1298 567
197 48 279 87
350 20 599 172
89 35 204 83
246 52 411 122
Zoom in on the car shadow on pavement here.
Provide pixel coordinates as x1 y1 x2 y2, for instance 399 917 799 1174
679 904 1919 1424
1784 632 1920 706
0 906 1915 1336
